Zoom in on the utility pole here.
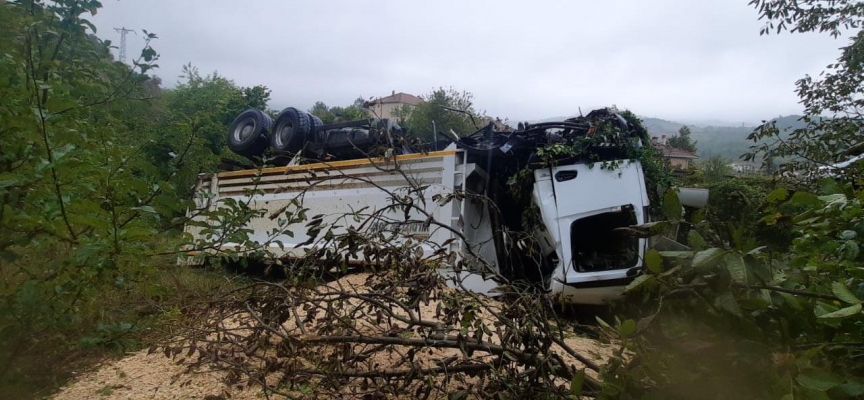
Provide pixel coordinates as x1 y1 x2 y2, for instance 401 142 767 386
114 27 135 63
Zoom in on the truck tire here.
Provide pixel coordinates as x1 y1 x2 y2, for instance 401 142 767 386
309 113 323 127
227 108 273 158
309 114 324 143
271 107 312 153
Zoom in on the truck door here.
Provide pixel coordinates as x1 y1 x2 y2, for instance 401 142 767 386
545 161 649 282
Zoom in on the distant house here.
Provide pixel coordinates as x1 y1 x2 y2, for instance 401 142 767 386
651 135 698 169
729 161 759 174
364 91 423 121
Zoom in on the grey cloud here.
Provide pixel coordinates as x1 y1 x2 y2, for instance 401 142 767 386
92 0 846 125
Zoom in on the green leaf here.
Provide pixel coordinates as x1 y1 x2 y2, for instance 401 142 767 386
761 212 784 226
778 292 803 310
570 369 585 396
714 292 742 317
52 143 76 161
766 187 789 203
691 208 705 224
132 205 158 214
624 275 653 293
692 248 726 270
844 241 860 261
835 382 864 397
723 253 747 284
819 178 842 195
840 230 858 240
817 303 861 320
687 230 706 250
618 319 637 338
595 316 614 331
795 216 821 226
662 189 682 221
814 302 839 318
141 47 157 62
645 249 663 273
746 246 767 255
797 370 843 391
832 282 861 305
818 193 847 205
789 192 822 209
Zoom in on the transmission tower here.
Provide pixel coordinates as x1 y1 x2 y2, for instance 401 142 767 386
114 27 135 63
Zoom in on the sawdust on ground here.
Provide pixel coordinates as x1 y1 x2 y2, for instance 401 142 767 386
53 273 612 400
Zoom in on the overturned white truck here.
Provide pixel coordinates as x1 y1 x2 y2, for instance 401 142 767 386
185 107 661 304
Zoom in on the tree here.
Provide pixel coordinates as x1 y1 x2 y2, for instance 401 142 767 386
160 64 271 156
310 101 333 123
604 3 864 398
667 125 697 153
138 64 272 202
402 87 481 141
763 154 777 174
700 155 732 182
0 2 276 393
308 99 368 124
746 0 864 182
0 0 172 387
242 85 271 110
390 103 415 126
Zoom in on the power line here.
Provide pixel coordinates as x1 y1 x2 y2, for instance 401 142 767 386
113 27 135 63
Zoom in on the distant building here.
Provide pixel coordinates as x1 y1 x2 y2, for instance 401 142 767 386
364 91 423 121
729 161 759 174
651 135 698 169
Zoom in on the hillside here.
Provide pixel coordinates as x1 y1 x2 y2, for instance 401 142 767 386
685 115 806 160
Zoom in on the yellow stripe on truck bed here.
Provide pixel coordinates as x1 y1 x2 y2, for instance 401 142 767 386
217 150 458 179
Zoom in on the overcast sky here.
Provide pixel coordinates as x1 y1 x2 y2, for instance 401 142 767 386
91 0 847 125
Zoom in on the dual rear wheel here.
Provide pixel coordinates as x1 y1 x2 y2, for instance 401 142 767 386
227 107 318 158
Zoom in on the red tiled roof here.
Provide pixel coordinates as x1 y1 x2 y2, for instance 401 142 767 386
367 92 423 106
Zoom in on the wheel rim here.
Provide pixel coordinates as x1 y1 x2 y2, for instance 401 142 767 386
275 121 294 148
233 117 256 142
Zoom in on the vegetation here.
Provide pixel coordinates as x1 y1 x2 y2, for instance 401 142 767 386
602 2 864 398
639 115 809 162
745 0 864 182
1 0 863 399
700 155 733 183
394 87 481 140
609 176 864 399
0 1 264 397
667 125 697 153
309 98 369 124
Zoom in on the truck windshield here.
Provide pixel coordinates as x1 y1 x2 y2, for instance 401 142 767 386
570 209 638 272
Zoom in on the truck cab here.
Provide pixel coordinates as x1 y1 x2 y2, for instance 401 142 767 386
532 161 649 304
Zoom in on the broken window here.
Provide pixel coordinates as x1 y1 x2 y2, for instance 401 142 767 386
570 209 638 272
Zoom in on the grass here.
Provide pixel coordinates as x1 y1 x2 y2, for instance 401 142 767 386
0 262 248 400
